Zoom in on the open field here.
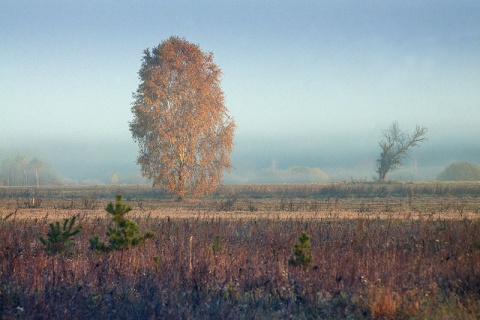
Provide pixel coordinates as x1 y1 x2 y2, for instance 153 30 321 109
1 182 480 214
1 183 480 318
2 181 480 200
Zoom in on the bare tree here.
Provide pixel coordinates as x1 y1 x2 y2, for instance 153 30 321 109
376 122 427 181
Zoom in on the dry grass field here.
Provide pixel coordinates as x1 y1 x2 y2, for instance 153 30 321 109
1 183 480 319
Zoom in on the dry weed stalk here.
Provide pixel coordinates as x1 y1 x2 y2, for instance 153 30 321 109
369 286 402 319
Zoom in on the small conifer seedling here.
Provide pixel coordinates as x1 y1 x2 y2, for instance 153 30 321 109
89 195 154 252
289 231 312 268
40 216 82 256
212 235 222 256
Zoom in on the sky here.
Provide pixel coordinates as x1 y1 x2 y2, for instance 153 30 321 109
1 1 480 183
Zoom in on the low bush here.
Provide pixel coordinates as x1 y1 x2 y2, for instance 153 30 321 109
437 162 480 181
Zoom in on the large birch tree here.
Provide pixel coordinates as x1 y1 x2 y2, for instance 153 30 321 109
130 37 236 200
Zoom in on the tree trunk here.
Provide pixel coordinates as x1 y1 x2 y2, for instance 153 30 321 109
177 167 185 201
379 170 387 182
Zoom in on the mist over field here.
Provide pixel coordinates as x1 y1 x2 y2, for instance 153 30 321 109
1 1 479 185
1 130 479 185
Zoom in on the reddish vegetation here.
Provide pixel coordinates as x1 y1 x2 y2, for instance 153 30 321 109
1 209 480 318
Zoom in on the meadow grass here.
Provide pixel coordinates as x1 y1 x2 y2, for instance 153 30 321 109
1 183 480 319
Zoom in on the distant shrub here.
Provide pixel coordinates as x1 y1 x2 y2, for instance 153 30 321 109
257 166 329 183
437 162 480 181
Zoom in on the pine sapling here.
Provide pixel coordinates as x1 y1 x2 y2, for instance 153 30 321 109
289 231 312 268
40 216 82 256
212 235 222 256
89 194 154 252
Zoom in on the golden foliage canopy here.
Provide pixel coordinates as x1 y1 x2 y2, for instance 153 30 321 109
130 37 235 199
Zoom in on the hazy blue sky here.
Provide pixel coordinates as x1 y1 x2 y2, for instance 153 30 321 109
1 1 479 183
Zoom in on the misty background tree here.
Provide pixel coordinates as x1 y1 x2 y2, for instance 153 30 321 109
130 37 236 200
437 162 480 181
0 156 58 186
376 122 427 181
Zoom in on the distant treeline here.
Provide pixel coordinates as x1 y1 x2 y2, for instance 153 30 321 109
217 182 480 199
1 182 480 200
0 156 58 186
